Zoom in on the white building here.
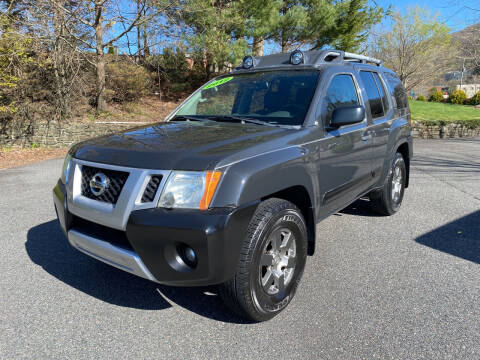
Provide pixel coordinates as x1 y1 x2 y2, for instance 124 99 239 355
455 84 480 98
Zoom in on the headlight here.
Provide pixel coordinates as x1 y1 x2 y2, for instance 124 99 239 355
158 171 222 210
61 154 72 184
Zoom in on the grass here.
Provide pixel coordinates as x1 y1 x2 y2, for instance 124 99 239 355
409 100 480 128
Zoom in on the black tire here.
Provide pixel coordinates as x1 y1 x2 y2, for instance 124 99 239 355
219 198 308 322
369 152 406 216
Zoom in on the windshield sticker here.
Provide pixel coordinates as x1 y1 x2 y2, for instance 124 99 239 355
203 76 233 90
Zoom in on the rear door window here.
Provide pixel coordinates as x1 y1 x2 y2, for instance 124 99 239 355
359 71 384 119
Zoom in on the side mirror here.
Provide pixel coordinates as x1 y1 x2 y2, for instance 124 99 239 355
329 105 365 129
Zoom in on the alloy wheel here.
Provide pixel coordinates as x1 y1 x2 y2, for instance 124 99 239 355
259 228 296 295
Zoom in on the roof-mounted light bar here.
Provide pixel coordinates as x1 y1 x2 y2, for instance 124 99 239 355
290 50 304 65
243 56 254 69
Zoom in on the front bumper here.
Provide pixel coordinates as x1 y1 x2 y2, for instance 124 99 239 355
53 180 257 286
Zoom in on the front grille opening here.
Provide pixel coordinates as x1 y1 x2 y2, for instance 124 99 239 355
81 165 129 204
71 215 133 251
141 175 163 203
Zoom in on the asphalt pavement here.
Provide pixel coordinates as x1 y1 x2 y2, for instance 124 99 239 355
0 138 479 359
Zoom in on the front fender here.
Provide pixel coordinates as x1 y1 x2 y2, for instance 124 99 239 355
212 146 318 211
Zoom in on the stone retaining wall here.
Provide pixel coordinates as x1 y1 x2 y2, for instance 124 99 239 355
1 120 479 147
0 121 151 148
412 123 480 139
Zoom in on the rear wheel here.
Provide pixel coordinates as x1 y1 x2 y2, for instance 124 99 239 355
219 198 307 322
370 152 406 216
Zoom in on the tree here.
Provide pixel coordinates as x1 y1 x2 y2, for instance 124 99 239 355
252 0 385 53
238 0 278 56
0 0 35 118
177 0 249 79
54 0 150 111
309 0 386 52
371 7 454 91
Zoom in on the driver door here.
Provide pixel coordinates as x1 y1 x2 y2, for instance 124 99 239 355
317 72 373 217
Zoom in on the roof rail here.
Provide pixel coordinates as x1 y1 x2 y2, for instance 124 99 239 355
343 52 383 66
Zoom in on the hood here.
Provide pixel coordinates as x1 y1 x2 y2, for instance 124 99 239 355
71 121 292 170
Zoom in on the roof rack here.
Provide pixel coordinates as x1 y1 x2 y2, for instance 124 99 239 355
343 52 383 67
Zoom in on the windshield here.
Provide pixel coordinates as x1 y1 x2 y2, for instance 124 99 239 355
173 70 319 127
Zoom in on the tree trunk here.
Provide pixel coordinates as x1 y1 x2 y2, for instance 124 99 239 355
143 7 149 56
252 37 264 56
95 3 107 112
52 0 69 119
137 0 142 60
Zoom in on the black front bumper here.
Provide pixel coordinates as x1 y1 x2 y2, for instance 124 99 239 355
53 180 258 286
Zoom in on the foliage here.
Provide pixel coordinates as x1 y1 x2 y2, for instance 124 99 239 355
105 61 151 102
416 95 426 101
309 0 386 52
178 0 249 78
409 100 480 129
371 7 453 91
144 48 205 98
0 15 34 117
469 91 480 106
0 0 391 132
429 90 444 102
448 90 467 105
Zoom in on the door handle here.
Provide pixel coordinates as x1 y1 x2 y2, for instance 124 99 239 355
361 132 372 142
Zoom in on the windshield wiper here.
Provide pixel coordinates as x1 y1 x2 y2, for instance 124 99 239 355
170 115 212 122
206 115 276 127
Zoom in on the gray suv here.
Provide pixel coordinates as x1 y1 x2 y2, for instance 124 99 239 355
53 50 412 322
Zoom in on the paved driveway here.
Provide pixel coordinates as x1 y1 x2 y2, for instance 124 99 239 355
1 138 479 359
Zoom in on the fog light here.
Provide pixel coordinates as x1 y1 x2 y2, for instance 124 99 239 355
185 247 196 264
178 244 197 268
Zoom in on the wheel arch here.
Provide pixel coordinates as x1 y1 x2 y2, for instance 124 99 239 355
396 141 410 188
212 147 319 256
261 186 316 256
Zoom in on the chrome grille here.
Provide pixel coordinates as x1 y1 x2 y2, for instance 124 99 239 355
81 165 129 204
141 175 163 203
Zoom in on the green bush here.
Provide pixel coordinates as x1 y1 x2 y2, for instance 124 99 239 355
416 94 426 101
429 90 444 102
105 61 151 102
448 89 467 105
408 95 413 100
469 91 480 106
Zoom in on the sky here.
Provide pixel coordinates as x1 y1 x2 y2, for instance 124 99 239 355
371 0 475 32
112 0 475 55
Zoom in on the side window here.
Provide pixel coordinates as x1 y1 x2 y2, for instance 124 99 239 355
373 72 389 112
359 71 384 118
384 72 408 109
323 74 359 125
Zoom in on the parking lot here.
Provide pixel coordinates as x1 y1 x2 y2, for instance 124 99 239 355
0 138 479 359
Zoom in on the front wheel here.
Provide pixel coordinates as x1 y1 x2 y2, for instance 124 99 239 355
369 152 406 215
219 198 307 322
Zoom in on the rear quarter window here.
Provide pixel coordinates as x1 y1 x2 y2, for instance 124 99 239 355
383 72 408 110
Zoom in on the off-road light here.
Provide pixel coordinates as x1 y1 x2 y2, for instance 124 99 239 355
243 56 254 69
290 50 304 65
